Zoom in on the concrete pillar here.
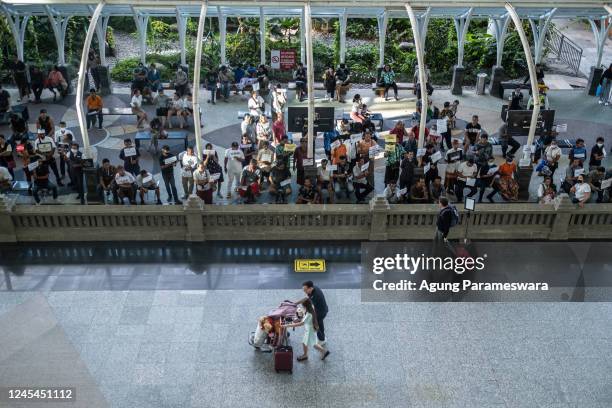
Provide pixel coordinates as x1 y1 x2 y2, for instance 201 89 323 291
45 7 70 66
549 194 573 240
259 7 266 66
377 12 388 67
450 66 465 95
0 195 17 243
338 10 347 64
132 10 149 64
528 8 557 65
218 8 227 66
176 10 188 67
368 196 390 241
76 1 105 160
489 66 505 97
1 7 29 62
506 3 540 166
192 2 208 161
185 195 205 241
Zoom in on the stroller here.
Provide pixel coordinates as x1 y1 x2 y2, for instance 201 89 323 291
248 300 302 352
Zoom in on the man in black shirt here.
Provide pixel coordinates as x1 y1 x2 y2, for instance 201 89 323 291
268 160 291 203
159 145 182 205
435 197 454 242
589 137 605 168
464 115 482 147
97 158 117 203
296 178 318 204
9 57 28 102
32 158 59 204
119 139 140 176
299 281 330 356
67 143 85 204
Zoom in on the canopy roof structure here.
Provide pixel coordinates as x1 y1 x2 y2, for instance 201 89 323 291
1 2 610 20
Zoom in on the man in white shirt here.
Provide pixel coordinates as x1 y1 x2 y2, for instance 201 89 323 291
54 121 74 182
136 169 162 205
130 89 148 129
544 139 561 177
34 128 63 186
224 141 245 198
193 161 213 204
352 156 373 203
179 146 199 199
114 165 137 205
272 85 287 115
247 91 265 119
0 165 12 192
570 175 591 208
455 158 477 202
317 159 334 203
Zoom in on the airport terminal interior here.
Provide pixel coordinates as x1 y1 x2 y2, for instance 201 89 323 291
0 1 611 407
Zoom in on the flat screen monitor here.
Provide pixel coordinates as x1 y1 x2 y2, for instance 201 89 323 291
287 107 335 133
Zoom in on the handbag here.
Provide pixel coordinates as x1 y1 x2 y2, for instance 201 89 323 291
595 85 602 96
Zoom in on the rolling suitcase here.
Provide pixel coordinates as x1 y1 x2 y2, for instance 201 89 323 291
274 326 293 374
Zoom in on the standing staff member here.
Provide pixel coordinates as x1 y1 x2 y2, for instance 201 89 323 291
298 280 330 358
67 143 85 205
435 197 457 242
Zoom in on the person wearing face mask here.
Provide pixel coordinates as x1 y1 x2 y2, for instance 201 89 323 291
67 143 85 204
544 139 561 177
589 137 606 169
34 127 63 186
570 175 591 207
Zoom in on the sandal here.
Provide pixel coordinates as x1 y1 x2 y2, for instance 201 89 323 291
297 355 308 362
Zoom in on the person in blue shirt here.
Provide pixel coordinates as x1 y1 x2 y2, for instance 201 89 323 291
246 63 257 77
233 65 245 84
569 138 587 165
323 130 339 160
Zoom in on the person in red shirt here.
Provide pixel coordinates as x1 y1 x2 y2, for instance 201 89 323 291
410 124 430 141
390 121 409 144
272 115 286 146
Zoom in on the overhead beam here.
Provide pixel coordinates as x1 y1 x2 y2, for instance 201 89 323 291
77 1 105 160
192 1 208 161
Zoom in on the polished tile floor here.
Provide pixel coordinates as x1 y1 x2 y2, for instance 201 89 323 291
1 242 612 407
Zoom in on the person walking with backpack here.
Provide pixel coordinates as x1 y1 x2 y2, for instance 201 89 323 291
435 197 458 242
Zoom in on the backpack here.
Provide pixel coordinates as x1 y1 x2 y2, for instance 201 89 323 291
446 205 460 228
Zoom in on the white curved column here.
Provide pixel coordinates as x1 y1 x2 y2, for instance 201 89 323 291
405 3 427 150
77 1 104 159
505 2 540 162
304 2 314 159
45 7 70 66
192 1 208 160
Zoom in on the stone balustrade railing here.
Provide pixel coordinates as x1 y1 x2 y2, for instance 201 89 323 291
0 194 610 243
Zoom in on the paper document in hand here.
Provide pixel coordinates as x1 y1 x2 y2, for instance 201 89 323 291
280 179 291 187
210 173 221 181
466 178 476 187
361 162 370 171
27 161 39 171
164 156 177 165
142 175 153 184
430 151 442 163
124 147 137 157
436 119 447 134
397 187 407 197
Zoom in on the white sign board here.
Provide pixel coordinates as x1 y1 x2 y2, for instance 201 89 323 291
271 50 281 70
164 156 177 165
124 147 137 157
436 119 447 134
